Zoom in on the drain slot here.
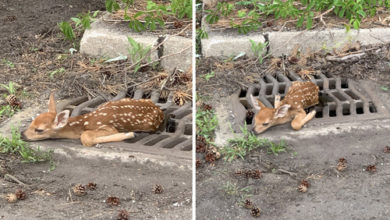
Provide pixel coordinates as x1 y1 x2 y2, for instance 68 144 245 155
369 102 377 113
163 137 188 148
239 89 247 98
345 90 360 100
144 135 170 146
184 124 192 135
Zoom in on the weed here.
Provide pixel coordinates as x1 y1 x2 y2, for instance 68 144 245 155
267 140 287 156
0 82 17 95
59 11 99 41
204 71 215 81
0 105 18 118
0 127 53 163
1 59 15 68
204 0 390 33
105 0 122 12
71 10 99 30
59 21 75 41
49 68 65 78
127 37 152 72
171 0 192 19
221 125 286 161
221 125 269 161
196 106 218 142
106 0 192 32
249 39 268 64
222 181 251 197
196 28 208 55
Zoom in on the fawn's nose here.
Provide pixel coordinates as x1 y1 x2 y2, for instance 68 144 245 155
20 131 27 141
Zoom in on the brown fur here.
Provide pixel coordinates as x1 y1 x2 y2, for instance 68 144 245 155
21 94 164 146
252 81 319 134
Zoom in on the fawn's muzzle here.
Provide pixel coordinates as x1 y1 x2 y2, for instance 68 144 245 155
20 131 28 141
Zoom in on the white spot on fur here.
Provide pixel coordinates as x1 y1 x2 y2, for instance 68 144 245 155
84 121 89 126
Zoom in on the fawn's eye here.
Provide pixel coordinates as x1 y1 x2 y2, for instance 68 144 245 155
262 123 269 126
35 128 44 133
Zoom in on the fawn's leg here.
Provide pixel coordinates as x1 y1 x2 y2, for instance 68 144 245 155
80 126 135 147
291 110 316 130
274 95 281 108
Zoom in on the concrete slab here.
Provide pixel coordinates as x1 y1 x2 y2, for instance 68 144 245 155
201 31 266 58
161 35 192 72
268 27 390 56
80 17 192 73
80 19 159 60
201 14 390 57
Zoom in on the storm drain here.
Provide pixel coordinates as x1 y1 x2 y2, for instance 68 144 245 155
231 72 390 130
59 90 192 151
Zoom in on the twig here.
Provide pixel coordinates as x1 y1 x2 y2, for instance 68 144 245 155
103 17 192 25
279 6 335 31
68 188 73 202
326 52 366 61
278 169 297 176
4 174 27 186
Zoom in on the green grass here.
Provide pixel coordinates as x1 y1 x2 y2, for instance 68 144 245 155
268 139 287 155
0 105 18 118
222 181 251 197
0 127 54 167
1 81 17 95
196 106 218 142
221 125 287 161
106 0 192 32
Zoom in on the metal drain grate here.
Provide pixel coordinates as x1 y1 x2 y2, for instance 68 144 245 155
231 72 390 130
59 90 192 151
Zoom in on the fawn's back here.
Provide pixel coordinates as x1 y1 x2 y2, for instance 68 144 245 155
80 98 164 132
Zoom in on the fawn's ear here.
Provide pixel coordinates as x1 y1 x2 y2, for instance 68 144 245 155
274 104 290 119
250 95 265 111
48 93 57 113
53 110 70 130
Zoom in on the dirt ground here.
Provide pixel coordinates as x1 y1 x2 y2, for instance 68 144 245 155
196 43 390 219
1 153 191 219
0 1 192 219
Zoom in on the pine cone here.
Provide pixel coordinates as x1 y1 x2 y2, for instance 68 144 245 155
72 184 87 196
117 210 129 220
153 184 164 194
106 196 120 206
15 189 26 200
251 207 261 217
244 199 253 209
6 95 21 108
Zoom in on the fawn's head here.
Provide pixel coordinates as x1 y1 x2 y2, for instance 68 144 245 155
21 93 70 141
250 95 290 134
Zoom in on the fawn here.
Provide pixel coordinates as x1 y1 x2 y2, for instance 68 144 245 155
21 93 164 146
250 81 319 134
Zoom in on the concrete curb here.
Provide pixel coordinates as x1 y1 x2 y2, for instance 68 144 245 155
80 17 192 73
80 19 159 61
201 18 390 57
31 140 192 170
